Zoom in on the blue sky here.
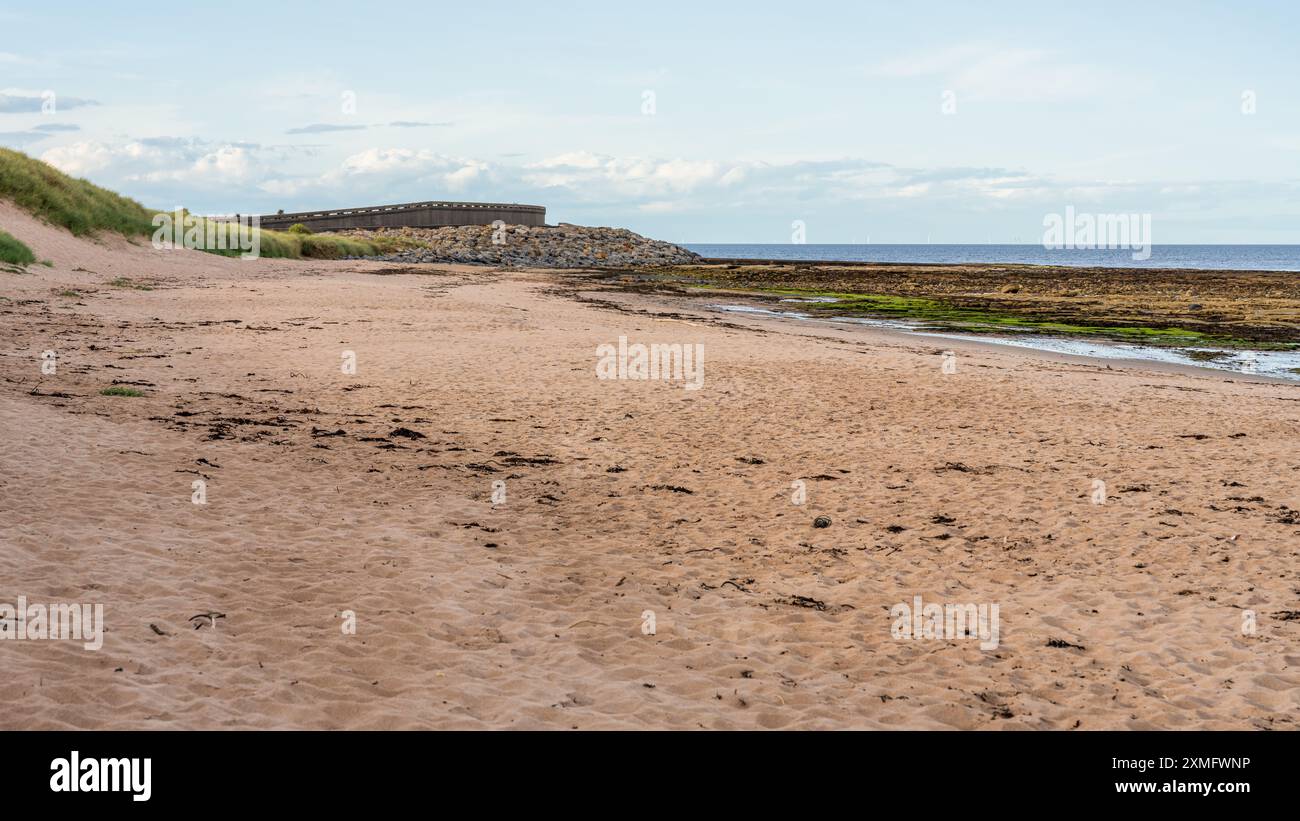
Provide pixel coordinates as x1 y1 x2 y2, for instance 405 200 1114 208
2 0 1298 242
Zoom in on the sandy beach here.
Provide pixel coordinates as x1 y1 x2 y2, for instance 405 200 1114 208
2 204 1298 730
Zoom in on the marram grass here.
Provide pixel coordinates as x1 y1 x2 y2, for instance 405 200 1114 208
0 229 36 266
0 147 155 237
0 148 397 261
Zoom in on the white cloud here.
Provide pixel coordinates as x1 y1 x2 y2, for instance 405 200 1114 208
869 44 992 79
444 161 486 190
638 200 688 213
719 166 747 186
523 152 720 198
527 150 604 170
340 147 439 175
40 141 118 175
258 148 493 198
42 139 263 187
867 44 1119 103
189 145 256 181
26 135 1299 241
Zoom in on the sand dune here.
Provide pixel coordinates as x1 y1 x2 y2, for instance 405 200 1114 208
1 217 1297 728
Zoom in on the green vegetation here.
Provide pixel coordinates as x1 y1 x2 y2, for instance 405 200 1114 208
743 286 1211 342
1184 349 1233 362
57 290 81 298
287 223 312 234
0 147 155 236
690 283 1289 350
100 386 144 397
0 228 36 265
108 277 153 291
171 218 390 259
0 148 397 261
660 260 1300 349
296 232 381 259
794 290 1209 342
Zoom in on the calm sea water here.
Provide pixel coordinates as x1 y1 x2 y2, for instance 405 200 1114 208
683 244 1300 272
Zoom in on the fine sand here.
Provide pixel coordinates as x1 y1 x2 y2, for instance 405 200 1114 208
2 203 1298 729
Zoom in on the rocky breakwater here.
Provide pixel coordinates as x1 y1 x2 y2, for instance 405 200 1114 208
344 223 701 268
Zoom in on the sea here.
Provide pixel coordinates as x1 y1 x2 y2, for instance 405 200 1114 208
683 244 1300 272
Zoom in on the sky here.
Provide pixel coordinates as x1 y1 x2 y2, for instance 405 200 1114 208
1 0 1298 243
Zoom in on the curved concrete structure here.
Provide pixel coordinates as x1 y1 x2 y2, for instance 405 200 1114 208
257 200 546 232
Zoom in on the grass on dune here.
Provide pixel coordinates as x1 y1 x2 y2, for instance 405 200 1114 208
99 386 144 397
0 148 396 260
0 147 156 237
0 228 36 265
175 216 390 259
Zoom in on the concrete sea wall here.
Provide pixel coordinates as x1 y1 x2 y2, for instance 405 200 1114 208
258 200 546 231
